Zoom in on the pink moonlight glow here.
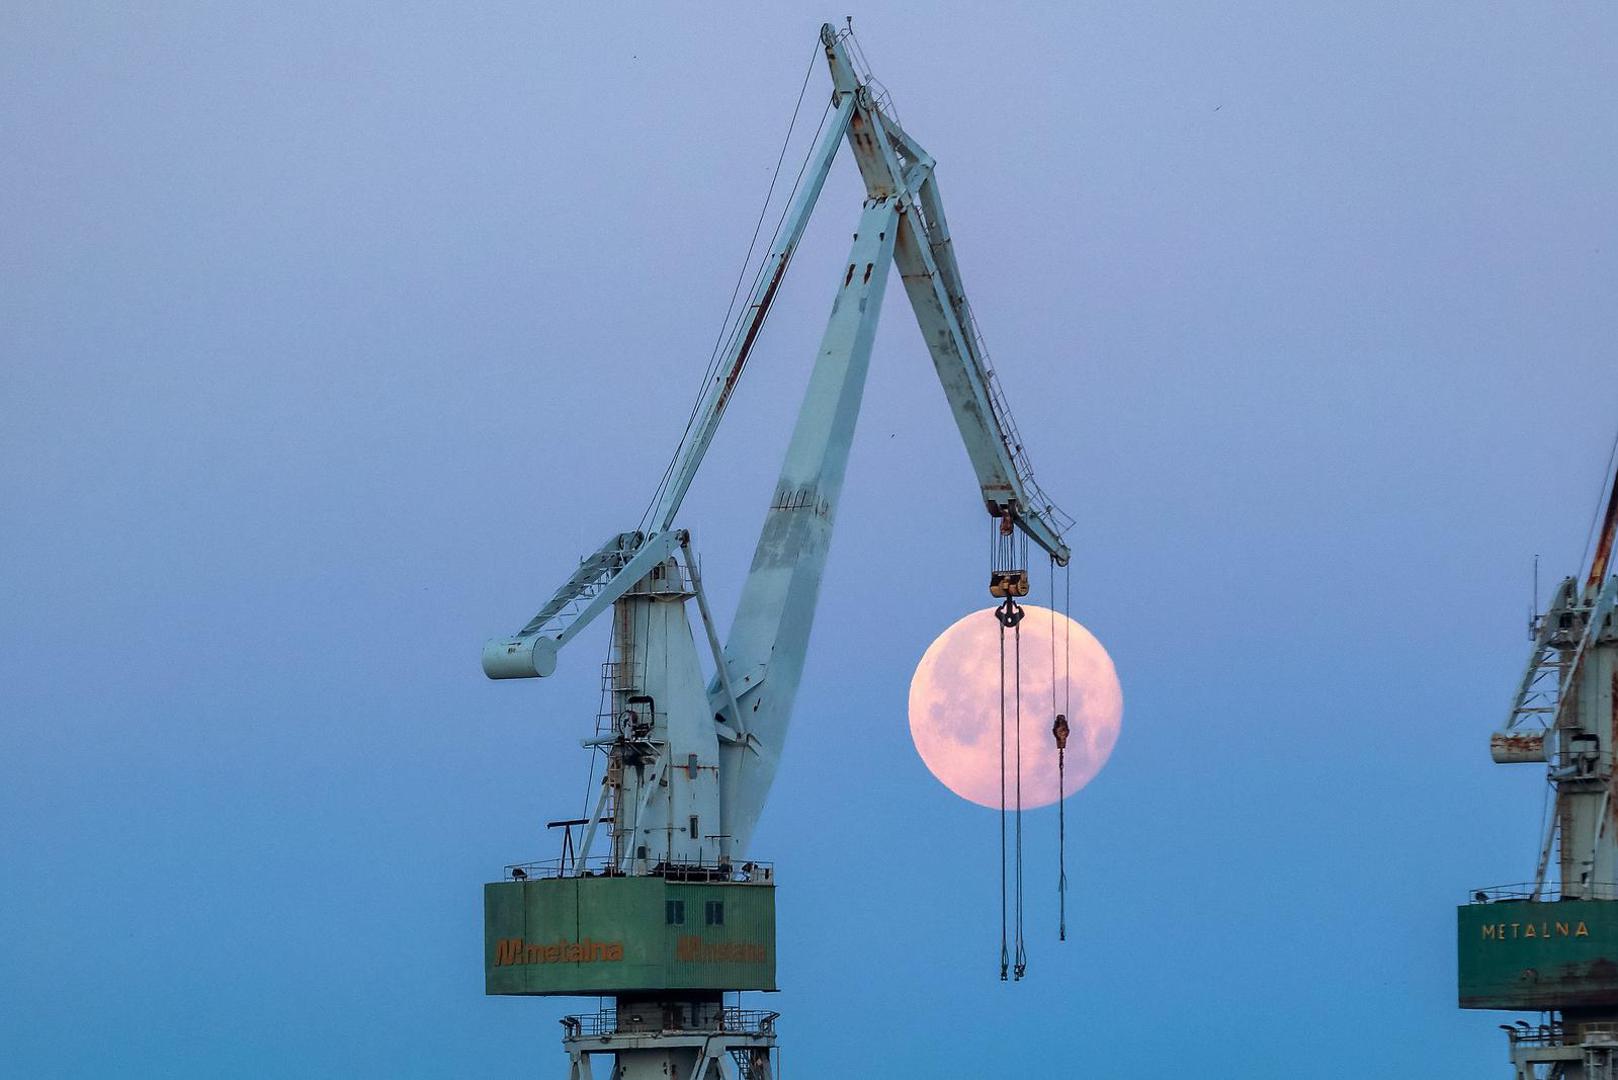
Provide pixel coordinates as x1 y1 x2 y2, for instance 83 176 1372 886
908 606 1122 809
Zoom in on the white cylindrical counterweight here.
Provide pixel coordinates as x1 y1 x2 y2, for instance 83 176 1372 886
482 635 560 679
1490 730 1547 764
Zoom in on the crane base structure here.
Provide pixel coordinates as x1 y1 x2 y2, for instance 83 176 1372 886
481 22 1078 1078
560 1007 778 1080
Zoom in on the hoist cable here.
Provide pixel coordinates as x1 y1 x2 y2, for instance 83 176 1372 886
1060 561 1072 940
638 42 826 532
1013 610 1026 979
1049 555 1058 720
997 612 1009 981
1057 742 1067 941
640 44 819 527
1050 554 1065 942
1064 563 1071 718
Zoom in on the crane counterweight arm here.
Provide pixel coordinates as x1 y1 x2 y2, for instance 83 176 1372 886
481 529 683 679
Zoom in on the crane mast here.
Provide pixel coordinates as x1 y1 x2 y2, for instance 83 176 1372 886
480 24 1075 1079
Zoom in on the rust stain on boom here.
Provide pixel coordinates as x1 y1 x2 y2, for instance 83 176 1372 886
716 249 796 417
1588 458 1618 593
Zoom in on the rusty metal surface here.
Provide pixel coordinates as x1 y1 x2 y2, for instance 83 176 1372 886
1491 730 1549 764
1459 899 1618 1010
1586 457 1618 594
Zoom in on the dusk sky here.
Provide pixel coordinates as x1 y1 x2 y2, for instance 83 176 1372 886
4 4 1617 1076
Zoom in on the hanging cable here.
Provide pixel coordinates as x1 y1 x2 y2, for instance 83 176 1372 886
1065 563 1076 938
1054 712 1067 939
1012 602 1026 980
997 611 1009 982
1049 554 1058 718
638 42 828 532
1054 712 1069 940
991 509 1027 980
1064 561 1071 723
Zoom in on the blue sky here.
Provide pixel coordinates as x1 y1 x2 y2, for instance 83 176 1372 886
3 3 1616 1076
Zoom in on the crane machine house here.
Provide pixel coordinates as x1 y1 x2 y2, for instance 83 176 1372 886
480 23 1075 1080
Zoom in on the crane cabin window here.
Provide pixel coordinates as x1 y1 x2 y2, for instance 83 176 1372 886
705 900 724 927
665 899 685 926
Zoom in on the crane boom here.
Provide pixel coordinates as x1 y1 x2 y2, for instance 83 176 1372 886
826 27 1071 563
716 197 901 849
483 23 1077 839
483 24 1070 684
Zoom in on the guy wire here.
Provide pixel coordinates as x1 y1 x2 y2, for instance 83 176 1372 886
640 42 824 530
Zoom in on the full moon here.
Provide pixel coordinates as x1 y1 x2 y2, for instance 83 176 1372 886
908 606 1122 808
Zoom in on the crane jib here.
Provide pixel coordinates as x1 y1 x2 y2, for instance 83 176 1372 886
490 33 1074 683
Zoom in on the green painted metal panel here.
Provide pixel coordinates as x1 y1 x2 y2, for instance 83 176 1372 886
1458 900 1618 1009
485 877 776 996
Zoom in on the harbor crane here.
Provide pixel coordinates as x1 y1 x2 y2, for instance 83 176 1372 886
481 24 1074 1079
1461 443 1618 1078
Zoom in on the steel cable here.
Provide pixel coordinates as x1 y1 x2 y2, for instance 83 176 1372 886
639 42 825 532
998 613 1009 981
1060 561 1072 940
1051 555 1066 942
1013 612 1026 979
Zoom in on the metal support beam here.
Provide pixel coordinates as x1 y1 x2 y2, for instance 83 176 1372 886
651 95 857 531
718 197 902 852
685 536 746 739
821 27 1072 563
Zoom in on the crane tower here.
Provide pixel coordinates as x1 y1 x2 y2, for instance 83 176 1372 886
1462 449 1618 1078
480 24 1074 1079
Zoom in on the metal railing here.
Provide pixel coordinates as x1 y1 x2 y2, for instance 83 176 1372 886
964 299 1075 544
561 1008 779 1039
1469 882 1618 903
1505 1022 1618 1048
1505 1023 1567 1048
502 856 775 885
